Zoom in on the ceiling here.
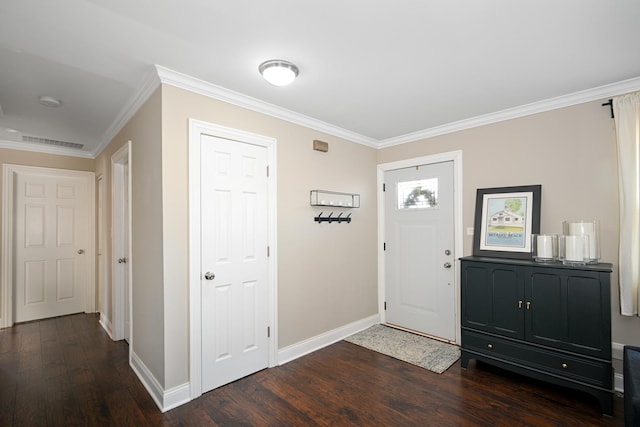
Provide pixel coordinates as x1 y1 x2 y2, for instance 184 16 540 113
1 0 639 158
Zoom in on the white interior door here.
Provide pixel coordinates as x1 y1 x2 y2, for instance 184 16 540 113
200 134 269 392
14 171 91 322
112 143 131 342
384 161 456 341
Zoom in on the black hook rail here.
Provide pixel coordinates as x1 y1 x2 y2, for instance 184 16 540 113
314 212 352 224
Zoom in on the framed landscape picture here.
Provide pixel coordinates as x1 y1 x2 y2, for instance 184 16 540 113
472 185 541 259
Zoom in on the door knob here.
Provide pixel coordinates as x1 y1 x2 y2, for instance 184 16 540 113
77 249 85 254
444 249 451 255
204 272 215 281
118 257 127 264
443 262 452 269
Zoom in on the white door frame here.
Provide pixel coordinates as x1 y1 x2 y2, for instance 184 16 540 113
377 151 463 344
1 164 96 329
111 141 132 342
188 118 278 400
97 174 110 332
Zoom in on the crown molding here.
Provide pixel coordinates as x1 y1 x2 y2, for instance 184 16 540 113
94 65 640 156
0 139 94 159
379 76 640 148
154 65 379 149
93 67 162 158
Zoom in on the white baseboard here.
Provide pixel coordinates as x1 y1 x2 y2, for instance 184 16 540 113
612 342 624 394
130 349 191 412
99 312 113 339
277 314 379 365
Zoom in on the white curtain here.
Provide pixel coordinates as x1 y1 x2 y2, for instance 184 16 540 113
614 92 640 316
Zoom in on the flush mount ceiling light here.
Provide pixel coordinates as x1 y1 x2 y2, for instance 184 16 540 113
259 60 299 86
38 96 62 108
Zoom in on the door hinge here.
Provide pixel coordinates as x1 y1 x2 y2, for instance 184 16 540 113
267 246 270 257
383 242 386 251
267 326 271 338
384 301 387 310
266 165 269 177
383 183 386 192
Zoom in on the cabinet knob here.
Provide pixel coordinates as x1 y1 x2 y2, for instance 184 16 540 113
518 300 523 309
561 363 568 369
487 344 493 349
526 301 531 310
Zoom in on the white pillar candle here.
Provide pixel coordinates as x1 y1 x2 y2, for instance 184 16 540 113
537 235 554 258
568 221 597 260
565 235 587 262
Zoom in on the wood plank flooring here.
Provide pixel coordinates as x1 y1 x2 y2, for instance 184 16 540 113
0 314 624 426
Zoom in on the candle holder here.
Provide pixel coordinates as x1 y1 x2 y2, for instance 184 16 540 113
562 220 600 264
532 234 558 262
559 234 589 266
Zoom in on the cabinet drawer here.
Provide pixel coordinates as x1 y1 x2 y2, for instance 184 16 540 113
462 329 612 388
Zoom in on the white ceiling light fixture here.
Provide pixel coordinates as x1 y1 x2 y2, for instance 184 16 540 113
38 96 62 108
259 60 299 86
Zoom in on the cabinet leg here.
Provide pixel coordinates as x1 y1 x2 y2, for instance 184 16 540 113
597 392 613 416
460 351 469 369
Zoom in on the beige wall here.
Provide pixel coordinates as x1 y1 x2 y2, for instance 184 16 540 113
378 100 640 347
94 88 165 385
161 84 378 388
0 148 94 324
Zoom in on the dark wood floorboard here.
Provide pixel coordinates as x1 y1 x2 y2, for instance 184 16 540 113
0 313 624 426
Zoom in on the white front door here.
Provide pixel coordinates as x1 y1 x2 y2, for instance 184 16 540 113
384 161 456 341
14 170 91 323
200 134 269 392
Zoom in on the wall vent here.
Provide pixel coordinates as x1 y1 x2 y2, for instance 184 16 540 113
22 135 84 150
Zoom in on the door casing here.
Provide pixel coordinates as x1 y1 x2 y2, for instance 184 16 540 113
1 164 95 328
188 118 278 400
377 151 463 344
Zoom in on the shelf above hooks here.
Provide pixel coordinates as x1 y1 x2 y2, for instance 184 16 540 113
310 190 360 208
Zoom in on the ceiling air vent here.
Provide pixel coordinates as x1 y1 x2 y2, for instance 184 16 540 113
22 135 84 150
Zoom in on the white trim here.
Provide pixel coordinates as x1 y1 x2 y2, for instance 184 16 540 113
379 76 640 148
157 65 378 148
111 142 132 342
377 151 464 345
94 68 161 158
613 341 624 393
0 139 95 158
188 119 278 400
130 350 191 412
277 314 380 365
3 71 639 160
99 312 114 339
1 164 96 328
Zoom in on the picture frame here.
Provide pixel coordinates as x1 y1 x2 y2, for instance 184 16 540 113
472 185 541 259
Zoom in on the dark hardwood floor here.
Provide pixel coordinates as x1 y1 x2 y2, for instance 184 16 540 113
0 313 624 426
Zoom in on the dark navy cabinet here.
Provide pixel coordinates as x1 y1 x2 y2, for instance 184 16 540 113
460 256 613 415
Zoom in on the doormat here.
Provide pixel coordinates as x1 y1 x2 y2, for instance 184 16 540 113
344 324 460 374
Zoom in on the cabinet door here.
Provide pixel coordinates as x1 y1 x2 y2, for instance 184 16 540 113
525 268 611 359
461 261 524 339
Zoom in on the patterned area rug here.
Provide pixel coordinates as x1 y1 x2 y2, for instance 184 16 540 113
344 324 460 374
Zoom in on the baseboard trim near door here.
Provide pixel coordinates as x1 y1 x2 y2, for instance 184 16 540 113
98 312 113 340
130 350 191 412
277 314 379 366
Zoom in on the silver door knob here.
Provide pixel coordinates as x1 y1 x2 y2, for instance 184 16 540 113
77 249 85 254
444 249 451 255
204 272 215 280
443 262 452 269
118 257 127 264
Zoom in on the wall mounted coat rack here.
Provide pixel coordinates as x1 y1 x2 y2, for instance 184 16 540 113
314 212 352 224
